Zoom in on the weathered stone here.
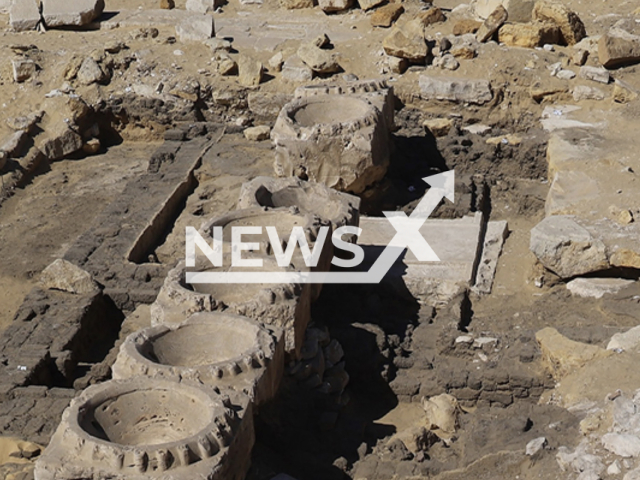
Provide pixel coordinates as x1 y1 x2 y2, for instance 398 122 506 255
608 325 640 352
280 0 313 9
472 0 534 22
0 130 27 158
35 124 84 161
476 5 508 42
12 59 36 83
281 55 313 82
530 215 609 278
536 327 611 380
526 437 547 456
6 112 42 133
204 38 232 53
498 22 561 48
387 55 408 74
243 125 271 141
450 45 476 59
579 65 610 84
433 54 460 70
383 19 428 62
248 92 292 119
598 29 640 69
318 0 353 13
567 278 634 299
176 13 214 42
417 7 445 26
160 0 175 9
39 259 99 295
422 394 460 435
453 19 482 35
532 1 586 46
9 0 40 31
272 91 390 194
423 118 453 137
602 434 640 458
186 0 217 13
419 75 493 104
212 52 237 75
238 55 263 87
357 0 384 11
297 43 340 74
371 3 404 28
268 52 284 71
76 57 106 85
42 0 105 27
613 83 638 104
572 48 588 66
572 85 605 101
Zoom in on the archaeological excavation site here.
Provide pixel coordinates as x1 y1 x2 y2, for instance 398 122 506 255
1 0 640 478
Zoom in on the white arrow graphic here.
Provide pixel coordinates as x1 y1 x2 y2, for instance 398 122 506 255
186 171 455 284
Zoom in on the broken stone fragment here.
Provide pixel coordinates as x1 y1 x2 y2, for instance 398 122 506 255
572 85 605 101
39 259 100 295
281 55 314 82
498 22 561 48
453 19 482 35
370 3 404 28
280 0 313 9
532 0 586 46
529 215 609 278
423 118 453 137
6 111 42 133
419 75 493 104
186 0 218 13
613 83 638 104
268 52 284 72
416 7 445 26
297 43 340 74
386 55 408 74
160 0 175 8
432 54 460 70
383 19 428 62
0 130 27 158
535 327 611 380
213 52 237 75
42 0 105 27
567 277 634 299
472 0 534 22
476 5 508 42
175 14 215 42
238 55 264 86
579 65 610 84
357 0 385 11
598 28 640 69
318 0 353 13
76 57 107 85
12 58 36 83
422 394 460 436
35 124 84 161
205 37 232 53
243 125 271 141
9 0 40 32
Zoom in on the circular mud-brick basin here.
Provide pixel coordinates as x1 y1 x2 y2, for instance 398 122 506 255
150 256 311 358
271 94 389 194
237 176 360 232
201 206 333 302
35 378 254 480
113 312 284 405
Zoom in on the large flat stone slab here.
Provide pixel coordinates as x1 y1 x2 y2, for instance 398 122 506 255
357 213 505 303
42 0 104 27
